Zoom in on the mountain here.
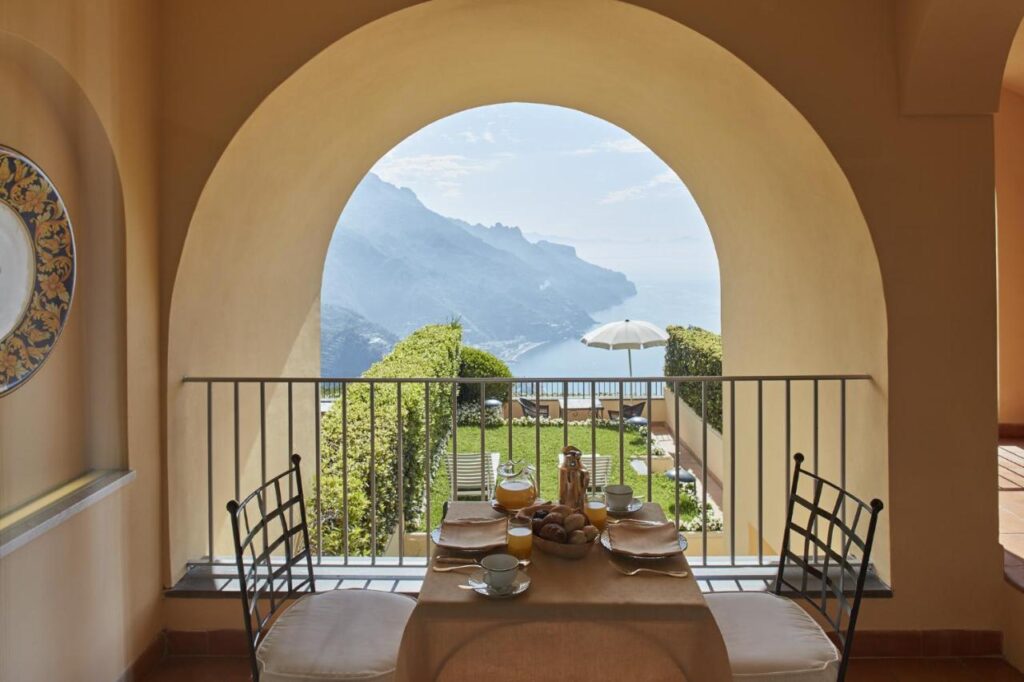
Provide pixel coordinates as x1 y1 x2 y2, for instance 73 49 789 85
320 304 398 377
320 173 636 370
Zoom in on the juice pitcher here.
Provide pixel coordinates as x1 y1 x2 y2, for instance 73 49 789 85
494 458 538 511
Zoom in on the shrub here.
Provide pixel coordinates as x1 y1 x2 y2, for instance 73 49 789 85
313 323 461 556
458 346 512 404
456 402 507 427
663 325 723 433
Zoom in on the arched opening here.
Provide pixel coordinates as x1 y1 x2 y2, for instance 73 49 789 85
167 0 887 583
0 31 128 514
320 102 721 378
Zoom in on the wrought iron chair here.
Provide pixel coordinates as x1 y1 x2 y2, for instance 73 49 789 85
706 452 883 682
227 454 414 682
606 401 645 421
516 397 550 419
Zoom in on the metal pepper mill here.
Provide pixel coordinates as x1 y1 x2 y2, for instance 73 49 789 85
558 445 590 512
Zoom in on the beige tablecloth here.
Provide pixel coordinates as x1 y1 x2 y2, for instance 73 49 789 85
395 502 732 681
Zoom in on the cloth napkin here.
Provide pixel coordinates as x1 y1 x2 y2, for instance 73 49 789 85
437 517 508 550
606 520 682 557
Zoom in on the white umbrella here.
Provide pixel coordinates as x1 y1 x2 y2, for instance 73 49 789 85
580 319 669 376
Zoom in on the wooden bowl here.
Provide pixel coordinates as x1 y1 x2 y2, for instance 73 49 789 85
532 533 595 559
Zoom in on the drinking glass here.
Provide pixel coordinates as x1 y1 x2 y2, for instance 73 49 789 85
506 517 533 560
586 495 608 531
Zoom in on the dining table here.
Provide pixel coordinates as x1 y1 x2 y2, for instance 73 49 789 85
393 501 733 681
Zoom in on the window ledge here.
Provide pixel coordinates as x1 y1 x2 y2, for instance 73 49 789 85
0 469 135 559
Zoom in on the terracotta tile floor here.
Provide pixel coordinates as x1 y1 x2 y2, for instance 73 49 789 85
1001 440 1024 587
143 655 1024 681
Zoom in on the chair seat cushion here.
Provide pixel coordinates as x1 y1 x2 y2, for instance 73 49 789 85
706 592 840 682
257 589 415 682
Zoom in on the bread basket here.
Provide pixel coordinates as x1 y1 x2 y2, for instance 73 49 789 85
517 502 598 560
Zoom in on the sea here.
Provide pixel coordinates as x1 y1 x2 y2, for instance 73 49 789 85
507 236 720 379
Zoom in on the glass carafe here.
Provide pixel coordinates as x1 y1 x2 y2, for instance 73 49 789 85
494 459 538 511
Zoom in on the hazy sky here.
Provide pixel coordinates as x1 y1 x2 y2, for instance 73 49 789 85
369 103 720 285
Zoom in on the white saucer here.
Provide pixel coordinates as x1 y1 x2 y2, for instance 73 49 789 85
606 498 643 515
466 569 531 598
599 528 688 559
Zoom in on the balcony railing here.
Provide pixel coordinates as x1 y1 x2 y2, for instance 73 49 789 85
181 374 871 574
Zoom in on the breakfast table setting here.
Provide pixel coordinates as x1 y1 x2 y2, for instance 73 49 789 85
393 447 733 681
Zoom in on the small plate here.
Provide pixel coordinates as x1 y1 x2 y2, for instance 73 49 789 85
599 528 688 559
606 498 643 515
466 568 531 599
430 527 505 553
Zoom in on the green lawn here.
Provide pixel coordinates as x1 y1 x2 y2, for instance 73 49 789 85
424 423 700 528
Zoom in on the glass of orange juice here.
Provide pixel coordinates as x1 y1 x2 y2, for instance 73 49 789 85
506 517 533 560
586 495 608 531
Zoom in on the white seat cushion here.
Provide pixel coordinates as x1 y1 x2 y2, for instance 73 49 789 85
706 592 840 682
257 589 415 682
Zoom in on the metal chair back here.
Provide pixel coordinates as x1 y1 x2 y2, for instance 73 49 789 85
516 397 550 419
774 452 884 682
227 453 315 682
607 402 645 421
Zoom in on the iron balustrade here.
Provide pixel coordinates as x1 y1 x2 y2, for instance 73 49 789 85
183 374 871 572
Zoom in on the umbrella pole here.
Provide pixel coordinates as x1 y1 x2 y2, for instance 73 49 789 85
628 349 633 377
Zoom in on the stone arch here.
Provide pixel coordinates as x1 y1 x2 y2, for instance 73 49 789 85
167 0 888 578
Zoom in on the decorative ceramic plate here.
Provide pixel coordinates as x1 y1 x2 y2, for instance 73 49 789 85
0 146 75 396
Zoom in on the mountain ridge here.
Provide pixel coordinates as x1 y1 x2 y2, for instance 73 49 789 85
321 173 636 373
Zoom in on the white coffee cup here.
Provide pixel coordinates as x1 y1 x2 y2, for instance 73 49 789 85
480 553 519 592
605 484 634 512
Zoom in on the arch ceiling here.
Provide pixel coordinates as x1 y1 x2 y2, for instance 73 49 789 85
167 0 888 575
898 0 1024 114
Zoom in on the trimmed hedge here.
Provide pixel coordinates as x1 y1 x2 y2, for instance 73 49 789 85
313 323 461 556
458 346 512 404
664 325 723 433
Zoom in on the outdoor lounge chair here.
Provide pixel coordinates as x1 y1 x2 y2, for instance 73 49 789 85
226 454 414 682
606 402 645 421
516 397 550 419
444 451 500 500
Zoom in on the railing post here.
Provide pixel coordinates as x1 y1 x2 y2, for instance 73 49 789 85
757 379 763 566
259 381 267 489
425 382 432 556
674 381 681 530
451 384 458 500
562 381 569 448
701 380 708 567
370 382 376 565
206 381 213 560
233 382 240 501
618 381 625 484
314 381 322 564
729 380 735 565
646 380 653 502
535 381 541 496
342 382 348 564
397 382 405 564
840 378 847 523
480 382 487 499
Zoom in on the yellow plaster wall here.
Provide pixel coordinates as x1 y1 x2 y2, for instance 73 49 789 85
997 88 1024 427
0 1 164 680
162 0 1004 635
